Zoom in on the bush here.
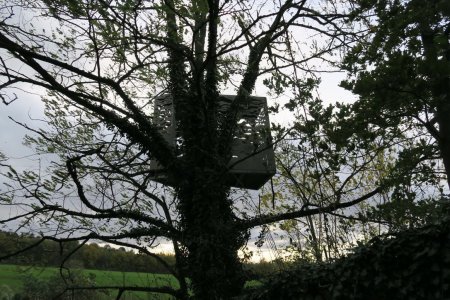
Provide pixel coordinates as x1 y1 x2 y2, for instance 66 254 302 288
245 220 450 300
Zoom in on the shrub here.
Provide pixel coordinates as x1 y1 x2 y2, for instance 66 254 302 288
245 220 450 300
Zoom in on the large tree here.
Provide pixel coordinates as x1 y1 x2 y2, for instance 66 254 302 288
262 0 450 264
0 1 365 298
341 0 450 189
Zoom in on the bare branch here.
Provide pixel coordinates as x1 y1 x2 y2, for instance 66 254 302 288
240 187 381 229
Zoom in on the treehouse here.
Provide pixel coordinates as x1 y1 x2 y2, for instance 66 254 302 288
150 94 276 190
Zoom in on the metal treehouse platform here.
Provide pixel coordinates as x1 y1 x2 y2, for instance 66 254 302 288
150 94 276 190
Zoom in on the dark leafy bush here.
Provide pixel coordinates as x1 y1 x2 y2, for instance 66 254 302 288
245 220 450 300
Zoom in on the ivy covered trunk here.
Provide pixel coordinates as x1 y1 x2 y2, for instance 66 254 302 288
167 87 246 298
437 101 450 190
435 56 450 189
178 160 246 299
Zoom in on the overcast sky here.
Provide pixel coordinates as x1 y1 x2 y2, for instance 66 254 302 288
0 89 46 170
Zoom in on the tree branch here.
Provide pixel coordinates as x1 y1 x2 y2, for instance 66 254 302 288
239 187 381 229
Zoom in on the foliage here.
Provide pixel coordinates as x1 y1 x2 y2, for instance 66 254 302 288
261 90 392 261
245 218 450 300
364 196 449 232
259 76 446 263
256 0 450 265
263 125 447 264
341 0 450 189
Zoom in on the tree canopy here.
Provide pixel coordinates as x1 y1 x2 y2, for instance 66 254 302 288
341 0 450 189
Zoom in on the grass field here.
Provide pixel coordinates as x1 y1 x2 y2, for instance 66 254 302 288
0 264 178 299
0 264 261 299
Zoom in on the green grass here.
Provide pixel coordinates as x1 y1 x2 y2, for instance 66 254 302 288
0 264 178 299
0 264 261 299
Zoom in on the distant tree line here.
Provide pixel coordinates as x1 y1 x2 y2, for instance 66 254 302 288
0 230 278 277
0 231 175 274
